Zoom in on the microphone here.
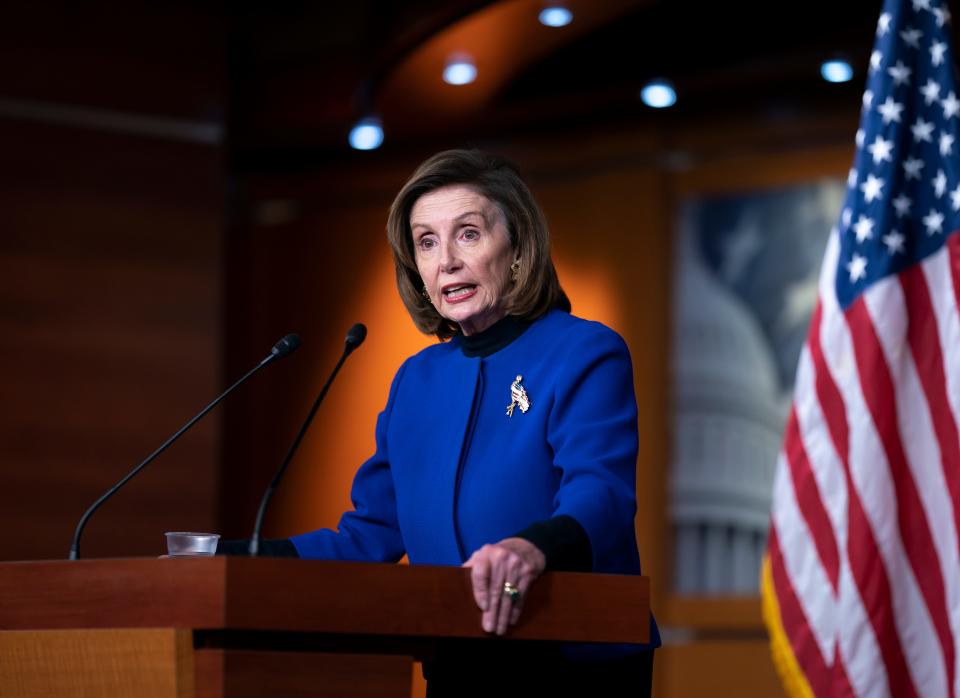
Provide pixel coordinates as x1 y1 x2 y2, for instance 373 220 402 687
344 322 366 355
270 333 301 360
248 323 367 556
68 333 301 560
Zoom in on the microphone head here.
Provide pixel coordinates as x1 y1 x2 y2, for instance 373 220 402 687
344 323 367 352
271 333 301 359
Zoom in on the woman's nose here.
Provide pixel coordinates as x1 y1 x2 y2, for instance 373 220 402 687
439 241 462 273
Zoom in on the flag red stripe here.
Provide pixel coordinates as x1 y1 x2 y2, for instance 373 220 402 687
783 405 840 592
901 263 960 563
768 525 832 696
949 232 960 319
847 298 955 697
808 302 917 698
809 304 848 459
831 641 857 698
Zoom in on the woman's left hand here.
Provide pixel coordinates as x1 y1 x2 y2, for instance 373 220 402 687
462 537 546 635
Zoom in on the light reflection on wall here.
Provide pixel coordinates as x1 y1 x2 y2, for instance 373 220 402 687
273 253 431 537
553 257 622 335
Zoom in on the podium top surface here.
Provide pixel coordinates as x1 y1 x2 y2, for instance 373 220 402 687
0 557 649 644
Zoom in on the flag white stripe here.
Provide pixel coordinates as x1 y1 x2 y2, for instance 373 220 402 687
788 347 887 696
770 453 838 661
790 234 893 697
837 550 890 698
862 277 953 698
793 347 849 557
921 244 960 467
818 260 936 697
916 245 960 698
789 233 888 697
792 347 886 697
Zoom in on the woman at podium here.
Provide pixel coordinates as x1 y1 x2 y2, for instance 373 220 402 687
228 150 659 695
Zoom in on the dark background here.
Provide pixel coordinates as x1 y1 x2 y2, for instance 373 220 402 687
0 2 923 693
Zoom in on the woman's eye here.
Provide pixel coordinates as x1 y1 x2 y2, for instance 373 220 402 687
417 237 436 250
461 228 480 241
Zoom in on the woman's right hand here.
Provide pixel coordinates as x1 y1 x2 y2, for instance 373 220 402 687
462 537 546 636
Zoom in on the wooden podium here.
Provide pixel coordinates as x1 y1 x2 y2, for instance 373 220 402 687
0 557 650 697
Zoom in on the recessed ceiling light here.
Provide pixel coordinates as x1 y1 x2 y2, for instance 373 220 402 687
821 60 854 83
443 54 477 85
348 117 383 151
539 7 573 27
640 80 677 109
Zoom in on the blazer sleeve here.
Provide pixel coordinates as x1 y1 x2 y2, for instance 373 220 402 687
547 323 640 573
289 361 408 562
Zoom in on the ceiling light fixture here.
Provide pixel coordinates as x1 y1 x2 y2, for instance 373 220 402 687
443 54 477 85
640 80 677 109
820 59 853 83
539 6 573 27
348 116 384 151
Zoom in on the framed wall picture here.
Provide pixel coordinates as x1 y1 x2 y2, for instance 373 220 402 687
670 178 845 595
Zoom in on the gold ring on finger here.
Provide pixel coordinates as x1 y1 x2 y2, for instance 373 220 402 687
502 581 521 603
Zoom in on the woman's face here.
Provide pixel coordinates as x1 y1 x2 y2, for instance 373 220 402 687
411 185 515 336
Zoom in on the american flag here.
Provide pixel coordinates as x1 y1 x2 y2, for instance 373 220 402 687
761 1 960 696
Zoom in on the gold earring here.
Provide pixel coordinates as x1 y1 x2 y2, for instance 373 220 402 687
510 259 520 282
422 285 430 301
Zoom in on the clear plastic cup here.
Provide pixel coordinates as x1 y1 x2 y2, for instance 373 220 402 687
164 531 220 557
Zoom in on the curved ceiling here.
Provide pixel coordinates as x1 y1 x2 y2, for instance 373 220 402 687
3 0 956 164
376 0 644 132
223 0 954 164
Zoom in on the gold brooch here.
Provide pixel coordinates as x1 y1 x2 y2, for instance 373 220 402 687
506 375 530 417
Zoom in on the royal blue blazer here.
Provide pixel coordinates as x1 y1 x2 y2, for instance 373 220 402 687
291 309 660 650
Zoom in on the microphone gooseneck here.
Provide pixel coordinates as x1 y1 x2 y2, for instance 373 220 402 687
248 323 366 556
68 333 301 560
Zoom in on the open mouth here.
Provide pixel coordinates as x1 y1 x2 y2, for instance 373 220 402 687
442 284 477 301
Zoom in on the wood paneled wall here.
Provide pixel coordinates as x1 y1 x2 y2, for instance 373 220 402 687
0 2 226 562
0 6 857 691
0 5 863 697
0 121 223 561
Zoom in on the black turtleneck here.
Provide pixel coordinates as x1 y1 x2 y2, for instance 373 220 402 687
458 314 532 358
220 313 592 572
